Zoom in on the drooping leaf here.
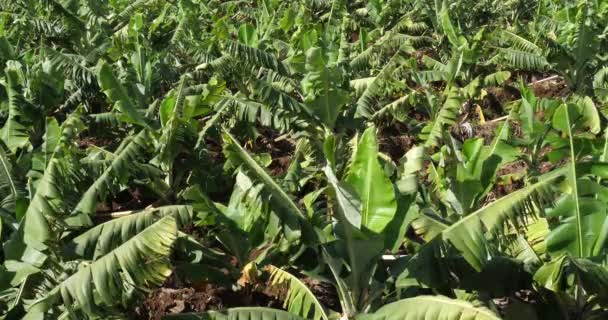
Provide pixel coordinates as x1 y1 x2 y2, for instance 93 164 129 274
578 96 600 134
194 97 232 150
25 216 177 318
301 47 349 129
355 47 411 118
22 113 85 249
1 61 32 152
238 24 259 47
345 127 396 233
324 166 362 229
41 117 60 167
545 191 608 258
159 76 196 169
420 88 462 148
72 130 154 219
222 130 314 244
97 63 150 128
266 265 329 320
414 167 567 271
497 48 548 70
533 254 567 292
571 258 608 306
483 71 511 86
63 205 193 260
364 295 500 320
226 41 290 76
438 3 467 49
0 140 27 217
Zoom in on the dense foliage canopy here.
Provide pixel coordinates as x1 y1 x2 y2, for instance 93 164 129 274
2 0 608 319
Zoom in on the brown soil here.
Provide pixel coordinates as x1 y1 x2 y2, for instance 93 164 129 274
270 156 292 176
134 283 282 320
379 134 414 163
494 290 540 317
76 136 114 149
248 128 295 176
137 287 218 318
301 277 341 312
112 187 157 210
134 274 340 320
529 77 569 98
482 86 521 116
480 74 569 118
537 145 556 174
258 275 340 312
414 48 438 66
94 186 158 218
496 160 528 177
378 123 416 162
485 178 525 204
408 106 430 123
483 160 527 204
538 161 554 174
473 120 501 143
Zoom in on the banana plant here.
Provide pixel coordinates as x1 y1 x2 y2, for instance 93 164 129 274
3 0 608 319
526 99 608 319
194 125 502 320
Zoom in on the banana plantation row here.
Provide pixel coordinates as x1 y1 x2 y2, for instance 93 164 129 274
1 0 608 319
